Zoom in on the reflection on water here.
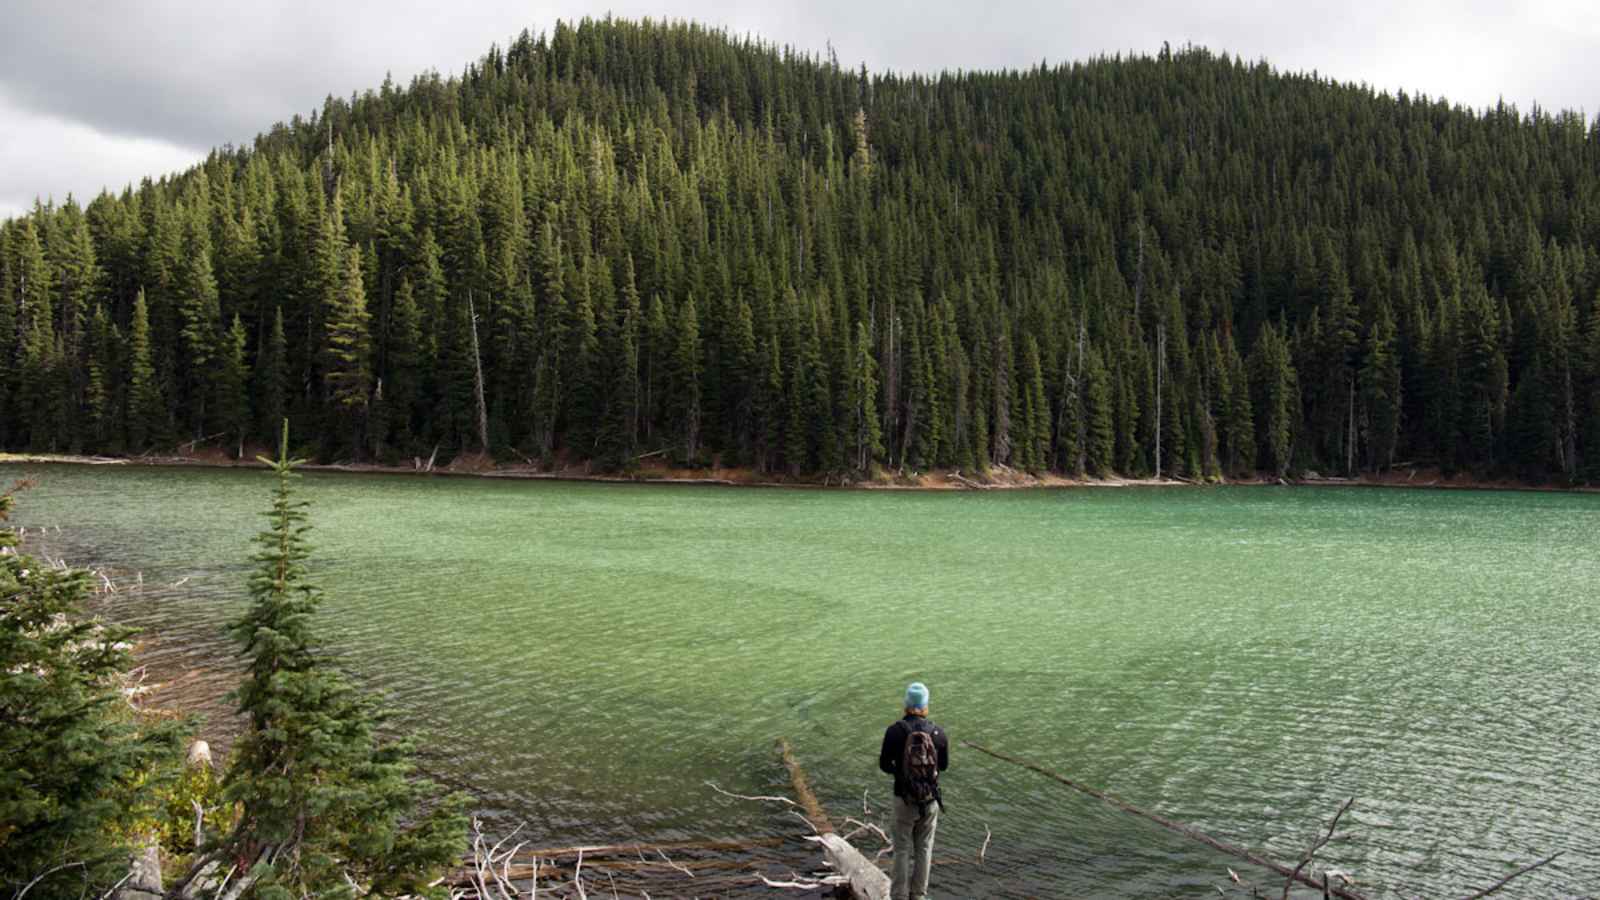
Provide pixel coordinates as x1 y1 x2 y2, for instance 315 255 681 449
7 463 1598 896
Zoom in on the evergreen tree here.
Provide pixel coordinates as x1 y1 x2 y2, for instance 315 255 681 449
83 305 118 451
1360 304 1402 471
0 488 180 899
1020 336 1050 472
256 307 289 448
1250 322 1298 477
847 321 883 472
322 246 373 456
384 278 423 453
14 220 57 449
176 217 222 438
669 296 703 463
1083 345 1116 476
1221 331 1255 476
604 270 642 467
214 425 466 897
126 290 165 451
217 314 252 457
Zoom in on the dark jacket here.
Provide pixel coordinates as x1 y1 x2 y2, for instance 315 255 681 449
879 714 950 800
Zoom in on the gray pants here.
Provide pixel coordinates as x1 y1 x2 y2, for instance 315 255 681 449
891 794 939 900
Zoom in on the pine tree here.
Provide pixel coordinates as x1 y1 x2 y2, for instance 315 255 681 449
1250 322 1298 477
1221 331 1255 476
216 314 252 457
213 424 466 896
384 278 422 452
322 246 373 455
14 220 57 449
1020 336 1050 472
1083 346 1116 476
126 289 166 451
1360 304 1402 471
256 307 289 448
604 271 642 467
670 296 703 463
0 488 181 899
990 324 1013 467
847 321 883 472
83 305 117 451
1459 283 1508 471
176 216 222 438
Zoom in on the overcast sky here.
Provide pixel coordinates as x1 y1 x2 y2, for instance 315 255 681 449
2 0 1597 219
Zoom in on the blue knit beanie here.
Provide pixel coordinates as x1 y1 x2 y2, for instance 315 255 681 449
905 681 930 710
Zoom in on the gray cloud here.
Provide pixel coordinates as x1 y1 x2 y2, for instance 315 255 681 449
2 0 1597 218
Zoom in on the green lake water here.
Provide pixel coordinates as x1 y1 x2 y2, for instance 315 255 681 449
5 463 1597 896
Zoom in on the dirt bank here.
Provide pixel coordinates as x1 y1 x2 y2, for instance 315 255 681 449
2 451 1592 494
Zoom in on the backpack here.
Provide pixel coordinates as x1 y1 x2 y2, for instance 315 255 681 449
901 721 941 807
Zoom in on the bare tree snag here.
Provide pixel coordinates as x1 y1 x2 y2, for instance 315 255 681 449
468 292 489 452
1282 798 1354 900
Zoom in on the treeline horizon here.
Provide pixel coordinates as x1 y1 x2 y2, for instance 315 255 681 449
3 17 1600 481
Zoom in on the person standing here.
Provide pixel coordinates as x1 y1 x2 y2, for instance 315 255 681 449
878 681 949 900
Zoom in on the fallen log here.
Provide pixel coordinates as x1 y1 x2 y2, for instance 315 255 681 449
963 740 1370 900
775 738 891 899
777 737 835 834
809 833 890 900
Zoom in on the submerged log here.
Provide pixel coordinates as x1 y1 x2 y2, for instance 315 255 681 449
777 737 893 899
964 740 1370 900
777 737 835 834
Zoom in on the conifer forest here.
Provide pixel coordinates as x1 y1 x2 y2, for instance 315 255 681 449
4 17 1600 482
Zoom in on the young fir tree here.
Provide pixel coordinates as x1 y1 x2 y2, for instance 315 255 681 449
1020 335 1051 473
322 246 374 456
604 271 642 468
14 220 58 449
83 305 117 451
126 289 166 451
216 314 252 458
176 219 222 438
1360 303 1402 471
1083 345 1116 476
384 278 423 452
0 487 181 899
209 424 466 897
256 307 289 448
1221 332 1255 477
1250 322 1299 478
847 321 883 473
670 295 703 464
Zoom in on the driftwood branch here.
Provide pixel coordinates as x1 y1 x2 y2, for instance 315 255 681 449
16 861 87 900
653 849 693 880
95 870 134 900
964 740 1370 900
1282 797 1354 900
704 781 801 810
759 871 846 890
1454 852 1563 900
840 817 891 847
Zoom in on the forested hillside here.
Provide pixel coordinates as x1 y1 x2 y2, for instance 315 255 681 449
3 17 1599 481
